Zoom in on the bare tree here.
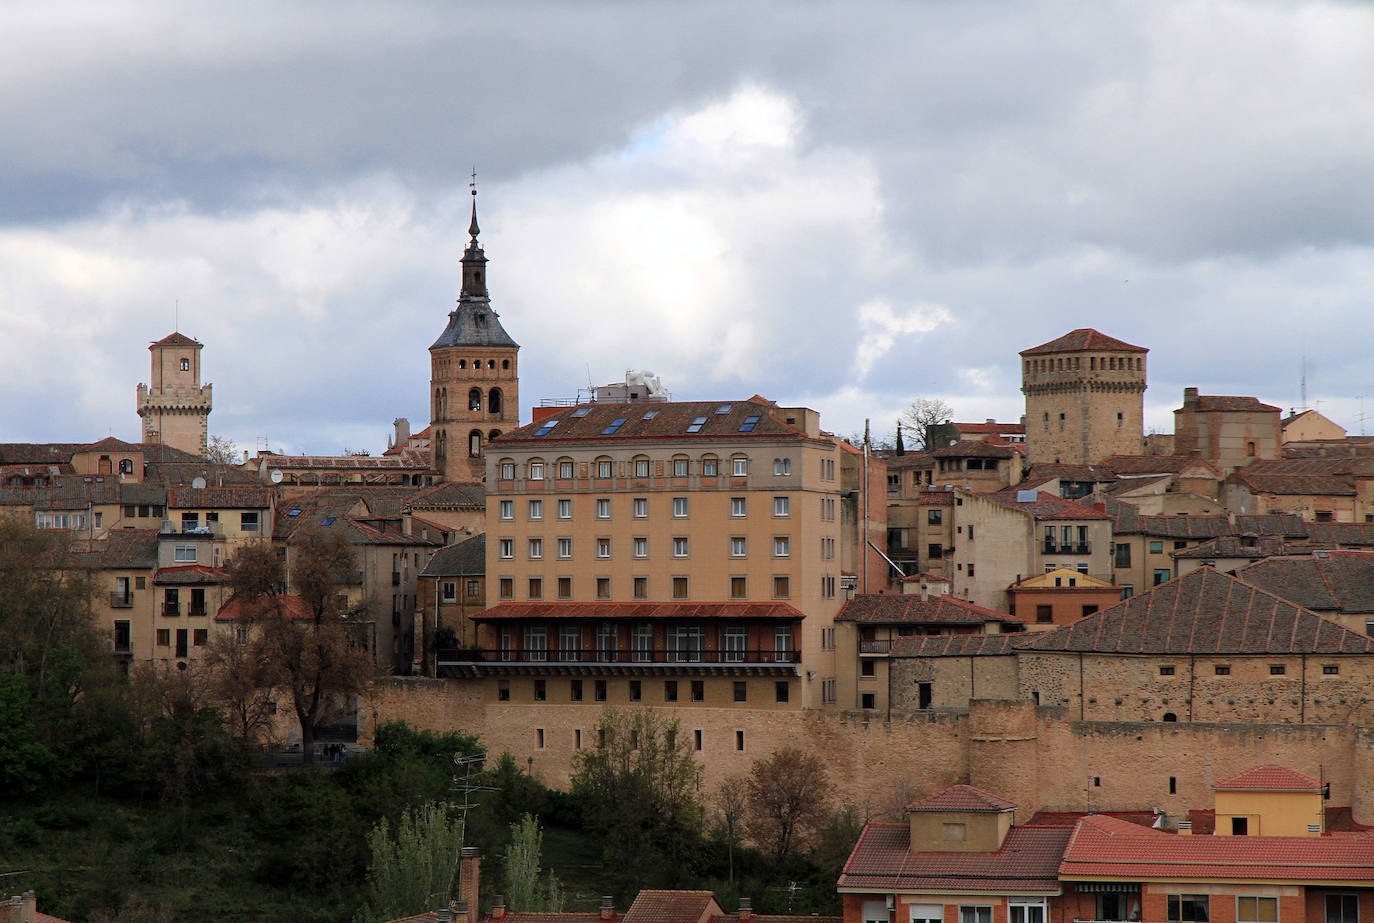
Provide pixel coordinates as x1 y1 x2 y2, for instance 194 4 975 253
201 630 279 747
714 774 749 883
205 434 239 464
900 398 955 451
745 747 834 862
223 529 374 762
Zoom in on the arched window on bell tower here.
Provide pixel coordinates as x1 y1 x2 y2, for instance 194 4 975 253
489 388 502 415
469 388 481 412
469 430 482 458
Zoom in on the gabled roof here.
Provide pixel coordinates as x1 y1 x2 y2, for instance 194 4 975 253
931 440 1015 459
1230 472 1356 497
167 485 273 509
621 890 720 923
1021 329 1147 356
1022 463 1118 483
472 602 803 622
420 534 485 578
984 489 1110 520
80 436 144 453
1308 522 1374 546
836 594 1019 626
906 785 1017 813
154 564 227 586
496 399 813 445
1182 394 1281 413
151 331 202 348
1106 499 1307 539
954 421 1026 435
1236 552 1374 614
404 482 486 510
1013 568 1116 590
1018 567 1374 655
838 821 1070 894
1170 536 1317 560
1214 765 1323 792
79 528 159 569
1059 813 1374 883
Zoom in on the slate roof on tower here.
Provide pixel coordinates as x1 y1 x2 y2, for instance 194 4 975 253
1018 566 1374 655
430 301 519 350
1020 329 1147 356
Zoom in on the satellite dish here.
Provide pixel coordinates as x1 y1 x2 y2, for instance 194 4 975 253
270 470 284 484
191 476 207 489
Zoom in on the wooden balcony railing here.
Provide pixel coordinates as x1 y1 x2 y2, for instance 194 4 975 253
439 647 800 666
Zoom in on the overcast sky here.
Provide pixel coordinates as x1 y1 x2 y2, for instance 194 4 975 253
4 0 1374 455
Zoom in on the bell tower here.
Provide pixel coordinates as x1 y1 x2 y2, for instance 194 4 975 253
137 332 212 457
1021 328 1146 466
428 189 520 483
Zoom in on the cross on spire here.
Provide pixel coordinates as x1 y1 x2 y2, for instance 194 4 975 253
467 166 480 239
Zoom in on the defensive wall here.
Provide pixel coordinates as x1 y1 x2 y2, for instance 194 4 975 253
363 679 1374 824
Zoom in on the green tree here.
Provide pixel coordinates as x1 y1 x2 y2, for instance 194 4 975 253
0 673 54 796
503 813 564 911
571 709 704 894
745 747 833 862
223 530 374 761
363 801 467 922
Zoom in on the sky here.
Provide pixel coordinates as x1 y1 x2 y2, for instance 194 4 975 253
4 0 1374 456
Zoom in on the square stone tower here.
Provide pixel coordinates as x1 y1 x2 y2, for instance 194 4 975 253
137 331 212 457
1021 328 1146 466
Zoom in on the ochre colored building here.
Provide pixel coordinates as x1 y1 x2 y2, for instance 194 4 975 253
137 331 211 457
1021 329 1147 467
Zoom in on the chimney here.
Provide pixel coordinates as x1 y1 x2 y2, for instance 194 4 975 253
985 418 995 426
5 892 37 923
491 895 507 922
739 898 753 922
600 895 616 921
459 847 480 923
1183 387 1199 406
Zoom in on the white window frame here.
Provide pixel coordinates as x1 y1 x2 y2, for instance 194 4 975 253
673 537 689 558
633 537 648 558
632 497 648 518
731 456 748 476
597 538 612 559
557 537 573 559
773 496 790 517
730 536 747 558
773 536 790 558
528 499 543 520
528 538 543 560
174 545 197 563
557 498 572 519
499 500 514 521
529 461 545 480
672 497 689 518
730 497 747 517
596 498 611 519
498 538 514 559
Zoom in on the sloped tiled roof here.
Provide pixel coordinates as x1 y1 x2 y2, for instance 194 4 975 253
837 594 1019 625
167 485 273 509
932 440 1016 459
81 436 145 453
1018 567 1374 655
1021 463 1118 483
1021 329 1147 356
984 490 1110 520
955 422 1026 435
1185 394 1281 413
1308 522 1374 546
888 635 1020 658
215 593 314 621
1170 536 1319 560
420 534 485 577
81 529 159 569
1214 765 1323 792
883 451 934 470
404 482 486 510
151 331 202 348
154 564 228 586
1236 552 1374 614
1231 472 1355 496
621 890 719 923
1106 499 1307 538
838 822 1069 893
907 785 1017 813
496 399 813 445
1059 813 1374 883
472 602 803 622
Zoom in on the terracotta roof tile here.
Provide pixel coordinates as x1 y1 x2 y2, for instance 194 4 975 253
838 822 1069 893
1171 536 1320 560
1019 567 1374 655
907 785 1017 813
1308 522 1374 546
985 490 1110 520
1214 765 1323 792
954 422 1026 435
931 440 1016 459
621 890 720 923
150 331 201 348
1231 472 1356 496
1059 813 1374 883
837 594 1019 625
1022 463 1118 482
496 399 814 446
421 534 486 577
1020 329 1147 356
1186 394 1281 413
167 485 272 509
1235 552 1374 614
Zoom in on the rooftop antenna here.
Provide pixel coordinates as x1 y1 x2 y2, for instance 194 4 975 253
1358 395 1368 437
175 299 179 333
1301 354 1307 411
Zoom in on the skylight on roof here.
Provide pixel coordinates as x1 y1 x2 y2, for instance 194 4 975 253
686 416 708 433
571 407 591 417
321 517 335 526
601 418 628 435
642 411 658 420
716 404 733 414
288 509 301 516
534 420 559 437
738 415 761 432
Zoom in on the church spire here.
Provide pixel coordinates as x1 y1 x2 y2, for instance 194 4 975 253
460 176 487 299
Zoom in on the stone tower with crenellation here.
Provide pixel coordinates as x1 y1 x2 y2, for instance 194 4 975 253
428 192 520 483
1020 328 1147 466
137 332 212 457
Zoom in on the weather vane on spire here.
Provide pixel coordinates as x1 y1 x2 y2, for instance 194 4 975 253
470 166 478 197
467 166 480 240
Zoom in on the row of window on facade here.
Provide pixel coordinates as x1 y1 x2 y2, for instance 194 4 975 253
495 572 815 601
493 622 795 663
498 455 803 481
527 720 758 755
506 677 791 709
497 533 806 560
499 495 804 521
435 386 505 419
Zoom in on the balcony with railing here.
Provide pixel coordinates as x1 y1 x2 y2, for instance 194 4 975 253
1043 542 1091 555
438 646 800 676
163 603 180 617
859 639 892 655
109 592 135 608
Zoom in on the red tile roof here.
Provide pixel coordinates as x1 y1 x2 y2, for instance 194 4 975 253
1230 472 1355 496
472 602 804 622
81 436 145 453
838 821 1069 893
954 422 1026 435
167 485 273 508
151 331 201 348
1059 813 1374 883
1019 567 1374 655
621 890 720 923
932 440 1016 459
1185 394 1281 413
153 564 227 585
984 490 1110 520
1214 765 1323 792
1308 522 1374 546
837 594 1019 626
495 399 816 445
1236 552 1374 614
907 784 1017 813
1021 329 1147 356
215 593 314 621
